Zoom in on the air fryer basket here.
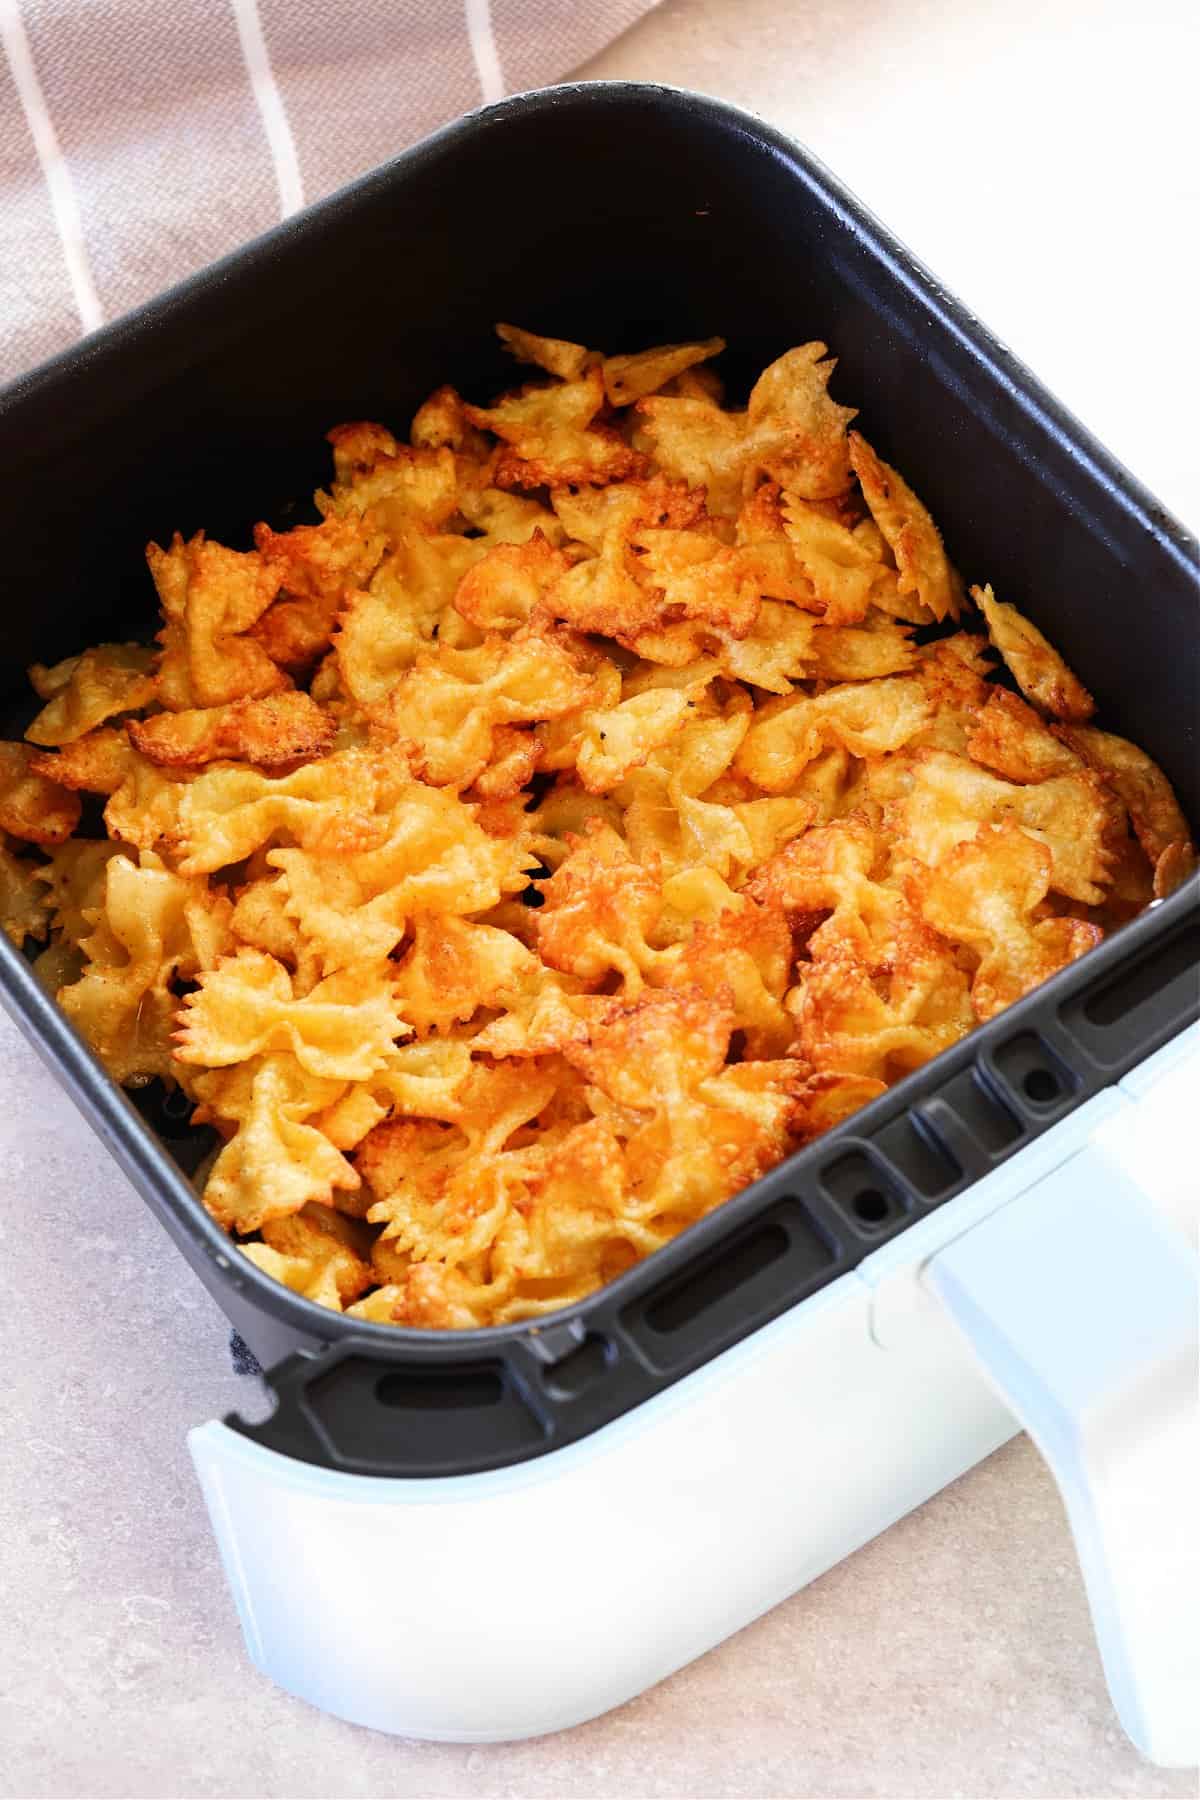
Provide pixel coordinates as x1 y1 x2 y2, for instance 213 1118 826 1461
0 84 1196 1478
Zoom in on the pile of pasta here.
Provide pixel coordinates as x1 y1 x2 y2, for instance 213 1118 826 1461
1 324 1193 1328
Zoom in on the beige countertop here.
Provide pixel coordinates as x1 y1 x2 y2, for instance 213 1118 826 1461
2 1 1196 1795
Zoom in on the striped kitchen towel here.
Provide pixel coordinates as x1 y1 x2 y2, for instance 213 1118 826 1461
0 0 659 384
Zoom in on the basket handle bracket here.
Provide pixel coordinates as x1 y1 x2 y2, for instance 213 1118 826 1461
926 1062 1198 1768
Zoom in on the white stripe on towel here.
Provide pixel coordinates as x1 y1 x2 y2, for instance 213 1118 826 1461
229 0 304 217
0 0 103 333
465 0 505 103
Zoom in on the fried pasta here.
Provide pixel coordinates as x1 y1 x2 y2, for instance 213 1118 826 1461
7 323 1193 1328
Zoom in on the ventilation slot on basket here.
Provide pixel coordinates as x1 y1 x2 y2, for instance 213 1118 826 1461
646 1223 788 1333
821 1149 910 1234
870 1112 961 1199
1060 920 1200 1065
302 1355 546 1470
993 1032 1078 1113
375 1366 502 1410
937 1066 1023 1154
625 1200 834 1369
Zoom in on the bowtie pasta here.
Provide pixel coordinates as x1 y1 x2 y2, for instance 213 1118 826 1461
4 323 1193 1328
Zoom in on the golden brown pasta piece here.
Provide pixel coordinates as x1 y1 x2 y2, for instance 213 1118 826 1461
148 532 290 709
26 643 157 747
128 692 335 770
915 823 1104 1020
1057 724 1191 862
973 583 1095 722
466 366 645 490
602 337 725 408
0 836 49 946
0 741 81 843
28 726 136 795
850 432 962 622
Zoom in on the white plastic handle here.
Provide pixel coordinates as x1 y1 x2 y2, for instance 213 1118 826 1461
927 1133 1199 1767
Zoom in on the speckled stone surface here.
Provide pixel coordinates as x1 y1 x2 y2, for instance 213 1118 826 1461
3 0 1197 1793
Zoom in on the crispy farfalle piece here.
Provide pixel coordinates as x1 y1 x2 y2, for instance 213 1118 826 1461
26 643 157 747
465 366 645 490
573 684 705 794
251 514 387 670
0 835 50 946
334 536 480 715
357 1062 564 1288
788 908 975 1083
496 322 592 382
886 747 1113 905
175 947 409 1080
544 545 656 642
241 1241 343 1312
172 750 384 874
28 726 136 796
320 424 461 532
602 338 725 408
266 778 535 973
915 823 1104 1019
567 982 732 1114
198 1053 360 1234
102 752 194 850
735 678 931 793
0 741 82 844
777 496 892 626
910 635 995 753
965 688 1080 784
381 633 594 787
148 532 290 709
392 915 543 1034
1057 724 1194 872
540 477 712 647
744 344 858 500
973 584 1094 722
617 703 784 882
57 851 232 1084
128 692 334 770
527 781 624 867
251 1202 375 1308
849 433 962 622
453 534 569 634
634 393 748 516
746 815 884 935
636 343 856 517
574 987 801 1227
704 600 818 693
806 616 917 682
791 1072 889 1144
36 838 124 946
658 895 794 1058
733 480 822 608
635 527 760 636
410 385 494 460
551 473 707 551
537 820 665 991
